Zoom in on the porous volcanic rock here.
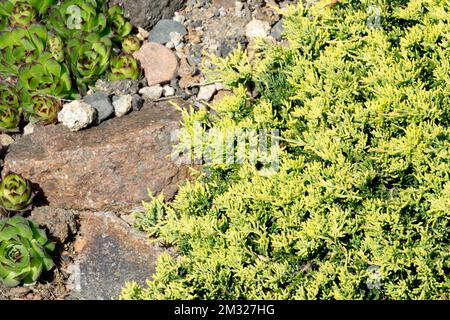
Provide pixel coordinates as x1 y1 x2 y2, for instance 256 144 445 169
3 101 196 212
108 0 185 30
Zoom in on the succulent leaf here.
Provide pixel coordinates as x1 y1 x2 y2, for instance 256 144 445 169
47 32 64 62
27 0 57 15
0 15 7 32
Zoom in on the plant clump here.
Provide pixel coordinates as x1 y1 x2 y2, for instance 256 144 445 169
0 216 55 287
122 0 450 300
0 0 142 131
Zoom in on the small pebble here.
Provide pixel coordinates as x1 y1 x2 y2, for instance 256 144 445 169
173 12 186 24
112 95 133 117
246 19 271 39
0 133 15 145
23 123 35 136
169 31 184 48
235 1 244 17
166 41 175 49
270 20 284 41
139 85 164 100
197 84 217 101
218 7 227 17
137 27 149 41
163 85 176 97
149 19 187 44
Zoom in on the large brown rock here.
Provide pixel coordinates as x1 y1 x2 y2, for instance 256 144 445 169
109 0 185 30
3 101 195 212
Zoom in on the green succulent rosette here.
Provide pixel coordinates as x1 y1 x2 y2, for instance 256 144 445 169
0 82 19 107
0 83 19 132
48 0 107 39
67 32 112 93
18 52 72 98
0 105 20 132
122 35 141 54
106 5 132 42
0 216 55 287
22 94 61 124
0 173 34 212
9 2 37 27
0 24 47 75
0 0 56 17
107 52 141 82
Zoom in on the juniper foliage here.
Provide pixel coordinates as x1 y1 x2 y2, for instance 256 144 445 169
122 0 450 300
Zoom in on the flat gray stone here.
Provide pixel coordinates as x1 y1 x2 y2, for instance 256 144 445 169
67 211 173 300
84 92 114 124
149 19 187 44
270 20 284 40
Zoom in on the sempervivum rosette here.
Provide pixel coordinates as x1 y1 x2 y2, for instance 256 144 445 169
107 52 141 82
0 216 55 287
0 82 20 132
106 5 132 42
22 94 62 124
48 0 107 39
122 35 141 54
18 52 73 98
67 32 112 93
0 24 47 76
0 105 20 133
0 173 35 212
8 1 37 28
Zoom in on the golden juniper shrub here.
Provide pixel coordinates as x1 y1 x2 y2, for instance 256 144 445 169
122 0 450 300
